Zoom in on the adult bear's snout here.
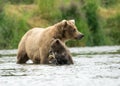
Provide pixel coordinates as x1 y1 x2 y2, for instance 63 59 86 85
75 34 84 40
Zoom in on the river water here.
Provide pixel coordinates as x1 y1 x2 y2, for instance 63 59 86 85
0 46 120 86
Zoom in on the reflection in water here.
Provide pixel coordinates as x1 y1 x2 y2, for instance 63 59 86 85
93 75 120 79
0 46 120 86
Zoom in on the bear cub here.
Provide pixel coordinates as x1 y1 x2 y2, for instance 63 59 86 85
48 39 74 65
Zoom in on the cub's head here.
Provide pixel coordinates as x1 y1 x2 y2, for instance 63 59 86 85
49 39 71 65
57 20 84 41
50 39 65 54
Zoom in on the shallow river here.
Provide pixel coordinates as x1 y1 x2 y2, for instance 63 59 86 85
0 46 120 86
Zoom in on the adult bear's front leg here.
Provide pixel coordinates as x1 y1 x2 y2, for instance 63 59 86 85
40 49 49 64
17 51 29 64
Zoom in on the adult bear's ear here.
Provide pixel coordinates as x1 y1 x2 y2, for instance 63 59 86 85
69 19 75 24
62 20 68 28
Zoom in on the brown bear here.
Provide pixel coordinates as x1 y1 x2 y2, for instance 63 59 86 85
17 19 84 64
48 39 73 65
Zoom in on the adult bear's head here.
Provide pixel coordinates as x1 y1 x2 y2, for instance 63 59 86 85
55 20 84 41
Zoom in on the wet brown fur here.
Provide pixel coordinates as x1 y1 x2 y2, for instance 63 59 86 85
17 20 83 64
48 39 74 65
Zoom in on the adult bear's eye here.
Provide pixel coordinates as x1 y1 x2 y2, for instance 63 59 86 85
73 29 76 32
71 29 76 33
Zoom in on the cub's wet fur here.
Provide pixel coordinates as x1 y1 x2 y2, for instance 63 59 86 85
48 39 73 65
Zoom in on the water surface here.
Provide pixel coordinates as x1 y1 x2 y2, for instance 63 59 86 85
0 46 120 86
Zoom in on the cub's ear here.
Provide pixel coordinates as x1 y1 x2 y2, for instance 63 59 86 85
69 19 75 24
55 39 60 44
